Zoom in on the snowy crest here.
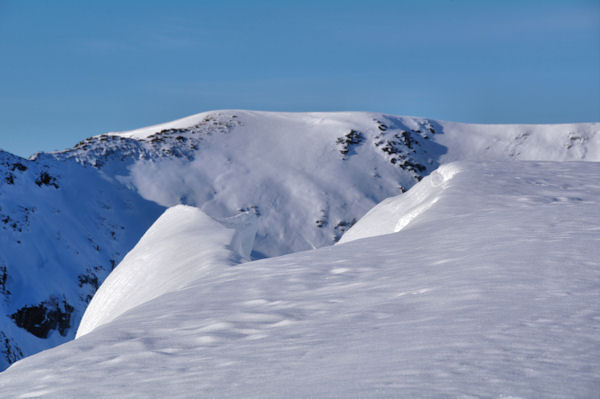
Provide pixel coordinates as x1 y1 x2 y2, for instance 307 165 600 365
339 162 463 243
77 205 256 338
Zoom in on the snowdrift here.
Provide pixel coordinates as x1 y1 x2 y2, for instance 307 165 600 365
76 206 256 338
339 162 463 243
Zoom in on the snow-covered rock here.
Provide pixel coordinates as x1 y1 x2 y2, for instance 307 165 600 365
0 161 598 398
0 151 163 369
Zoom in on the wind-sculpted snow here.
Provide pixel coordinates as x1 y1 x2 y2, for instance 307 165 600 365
436 120 600 162
0 161 598 398
0 110 598 369
339 162 463 243
77 206 256 337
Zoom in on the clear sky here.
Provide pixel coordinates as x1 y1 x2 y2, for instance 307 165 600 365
1 0 599 158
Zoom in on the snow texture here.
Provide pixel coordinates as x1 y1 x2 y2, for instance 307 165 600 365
77 206 256 337
339 162 463 243
0 160 598 398
0 110 598 386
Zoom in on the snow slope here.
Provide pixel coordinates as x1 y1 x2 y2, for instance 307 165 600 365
77 205 256 337
0 151 163 369
0 110 598 370
0 160 598 398
339 162 463 243
53 110 600 258
56 110 451 257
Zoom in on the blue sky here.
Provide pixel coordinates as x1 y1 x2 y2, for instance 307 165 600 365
1 0 599 157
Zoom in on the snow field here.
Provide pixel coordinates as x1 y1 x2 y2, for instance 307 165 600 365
0 160 598 398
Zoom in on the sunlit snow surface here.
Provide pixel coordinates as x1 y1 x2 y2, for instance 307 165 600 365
1 110 598 370
0 160 598 398
76 206 257 337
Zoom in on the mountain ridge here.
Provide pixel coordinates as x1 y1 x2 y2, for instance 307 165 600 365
1 160 598 398
0 110 598 369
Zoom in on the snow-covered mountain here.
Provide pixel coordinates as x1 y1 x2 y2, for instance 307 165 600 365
0 151 163 368
1 160 598 398
0 110 598 373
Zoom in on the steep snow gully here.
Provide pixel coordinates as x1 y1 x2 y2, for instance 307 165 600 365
0 110 598 396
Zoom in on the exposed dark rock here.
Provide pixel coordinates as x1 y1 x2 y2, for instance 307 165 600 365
374 129 428 177
238 205 260 216
375 120 388 131
10 296 74 338
336 129 364 158
333 218 357 242
53 113 241 170
11 162 27 172
35 171 59 188
315 209 328 228
0 265 9 298
0 331 23 365
0 213 24 233
78 265 104 303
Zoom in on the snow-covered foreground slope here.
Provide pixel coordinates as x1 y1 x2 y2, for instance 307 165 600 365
0 110 598 369
1 161 598 398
